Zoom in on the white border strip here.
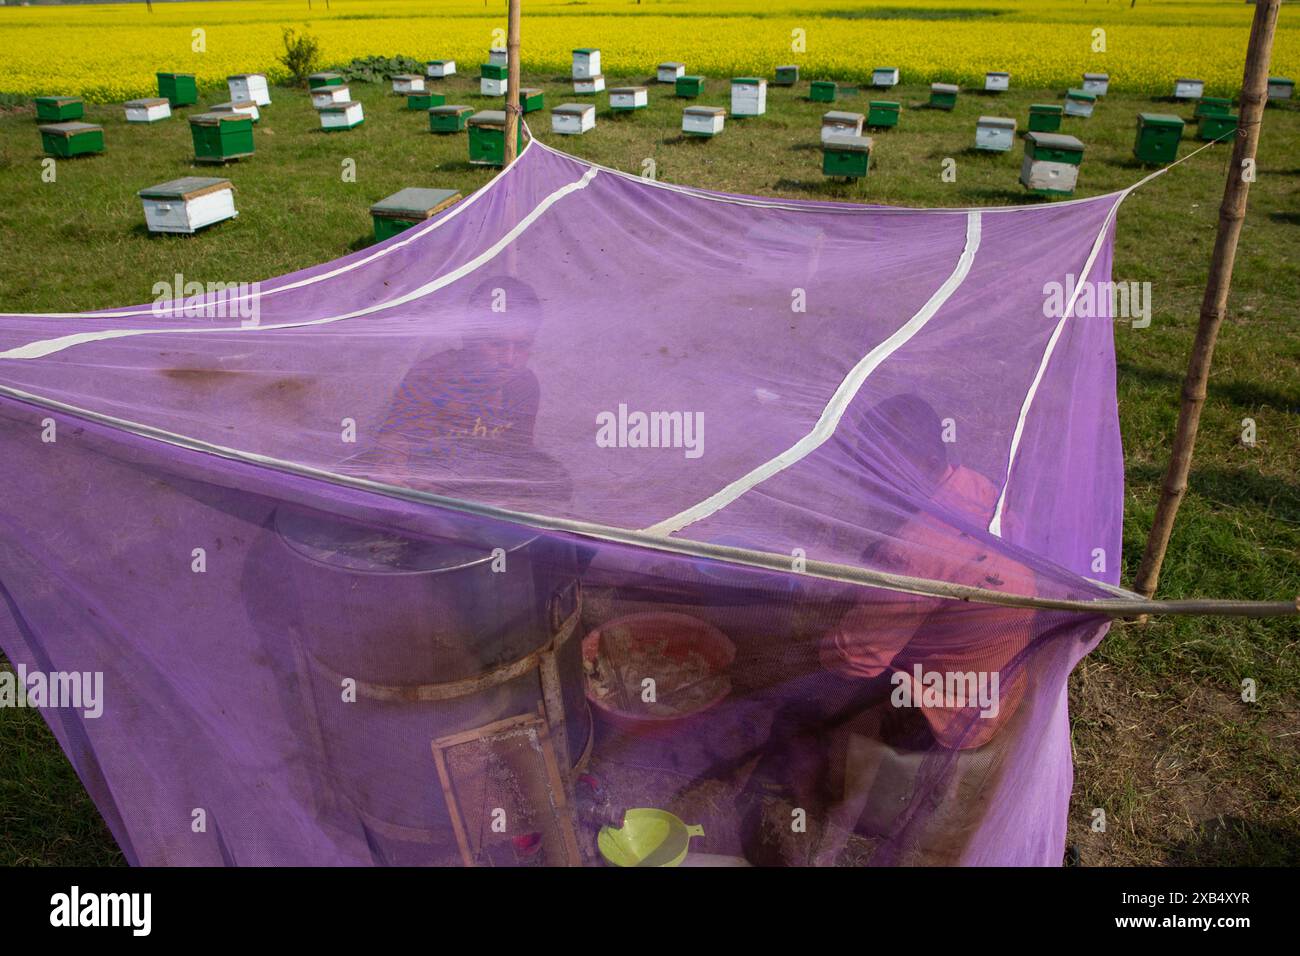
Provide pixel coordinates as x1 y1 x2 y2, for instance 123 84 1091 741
8 136 540 320
987 193 1125 537
0 166 598 361
642 210 982 536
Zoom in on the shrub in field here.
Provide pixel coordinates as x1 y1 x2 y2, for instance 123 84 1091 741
338 55 425 85
278 27 322 87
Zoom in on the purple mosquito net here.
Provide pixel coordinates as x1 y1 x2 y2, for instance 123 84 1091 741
0 138 1127 866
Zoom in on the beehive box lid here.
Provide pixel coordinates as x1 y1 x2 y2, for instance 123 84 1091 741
370 187 462 219
189 112 248 125
553 102 595 115
823 133 873 152
228 73 265 80
125 98 170 108
978 115 1017 129
732 77 765 85
310 85 349 94
431 104 474 115
776 64 799 71
1268 76 1294 85
1030 103 1063 113
680 75 706 82
931 82 959 93
684 105 725 116
36 96 81 106
610 86 648 95
157 72 196 79
468 109 507 127
319 101 360 112
575 73 604 82
427 59 452 65
309 72 342 82
1175 77 1203 84
1083 72 1108 80
823 111 865 124
38 121 100 136
138 177 232 201
659 62 685 69
520 87 543 96
1139 112 1185 127
573 47 599 54
211 100 256 111
1026 131 1085 151
986 71 1010 78
1200 95 1232 104
1066 88 1097 100
870 100 900 109
874 66 898 72
393 73 424 81
811 79 837 87
480 64 508 78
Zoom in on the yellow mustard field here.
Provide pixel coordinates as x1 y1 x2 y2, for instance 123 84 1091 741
0 0 1294 102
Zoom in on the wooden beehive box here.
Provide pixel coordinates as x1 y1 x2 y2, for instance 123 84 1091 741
821 110 864 142
984 71 1010 92
810 80 837 103
682 105 724 137
1133 112 1184 165
1081 72 1109 96
308 72 344 88
210 100 259 124
551 102 595 135
227 73 270 107
38 121 103 158
318 100 365 131
609 86 648 111
929 82 959 110
124 97 171 124
189 112 254 162
1173 78 1204 100
427 60 457 78
467 109 523 166
1028 103 1063 133
1197 110 1238 142
1020 131 1084 196
975 115 1016 152
872 67 900 88
369 187 461 242
480 63 508 96
574 74 605 95
1195 95 1232 118
731 77 767 117
311 85 351 109
572 48 601 79
775 64 799 86
1064 88 1096 118
867 100 900 129
393 73 426 94
488 48 508 68
156 72 198 107
518 88 544 113
822 133 872 179
658 62 685 83
408 91 447 111
429 104 473 133
1267 76 1294 101
138 176 236 234
35 96 83 122
675 75 704 98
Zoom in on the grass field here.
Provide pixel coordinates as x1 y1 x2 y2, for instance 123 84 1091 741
1 57 1298 865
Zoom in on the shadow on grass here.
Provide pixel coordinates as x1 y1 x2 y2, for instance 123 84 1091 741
1119 360 1300 412
1167 815 1300 866
771 177 867 198
1127 463 1300 520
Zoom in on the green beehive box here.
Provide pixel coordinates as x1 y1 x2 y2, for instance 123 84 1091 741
1028 103 1063 133
1194 96 1231 119
480 63 508 81
308 72 344 88
519 87 544 113
1133 112 1183 165
35 96 83 122
929 83 958 110
822 133 872 179
1021 131 1085 196
774 65 799 86
1197 111 1237 142
429 104 473 133
156 72 198 107
866 100 899 129
1026 131 1084 165
676 75 704 98
370 187 462 241
408 92 446 111
466 109 523 166
188 112 254 163
810 80 837 103
38 121 104 158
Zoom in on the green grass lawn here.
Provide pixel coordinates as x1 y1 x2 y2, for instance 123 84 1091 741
0 71 1297 866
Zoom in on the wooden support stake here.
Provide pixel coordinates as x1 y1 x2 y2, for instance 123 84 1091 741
504 0 522 166
1133 0 1282 599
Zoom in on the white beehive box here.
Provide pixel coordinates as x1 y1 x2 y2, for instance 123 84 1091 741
426 60 456 78
319 101 364 130
574 74 605 94
124 97 171 123
211 100 259 123
573 48 601 79
551 102 595 135
393 74 425 94
975 115 1016 151
1081 72 1109 95
1064 89 1096 118
821 110 864 142
139 177 236 234
311 85 351 109
683 105 725 137
609 86 648 110
984 71 1010 92
1173 78 1204 100
480 71 508 97
227 73 270 107
872 67 900 88
488 49 508 68
731 77 767 117
1267 77 1294 100
658 62 686 83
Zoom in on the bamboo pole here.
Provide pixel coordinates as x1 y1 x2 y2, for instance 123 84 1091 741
503 0 522 166
1133 0 1282 599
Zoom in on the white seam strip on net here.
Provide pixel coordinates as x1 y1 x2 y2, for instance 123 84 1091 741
5 136 541 320
642 209 983 537
987 190 1128 537
0 166 599 361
